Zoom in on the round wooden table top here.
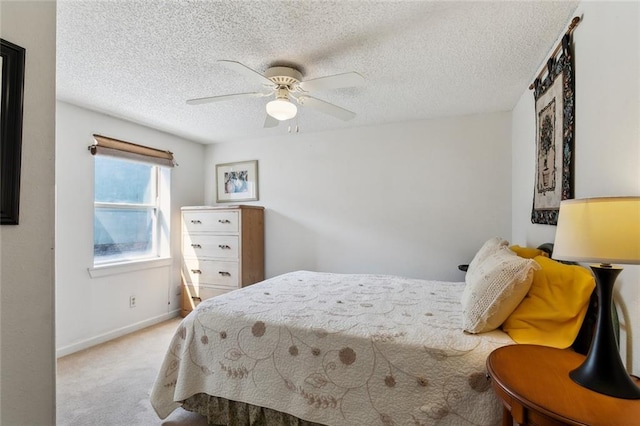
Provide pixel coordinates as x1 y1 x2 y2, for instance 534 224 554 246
487 344 640 426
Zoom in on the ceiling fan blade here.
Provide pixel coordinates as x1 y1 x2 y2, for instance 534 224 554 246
264 114 279 128
298 72 364 92
297 95 356 121
218 60 276 88
186 92 266 105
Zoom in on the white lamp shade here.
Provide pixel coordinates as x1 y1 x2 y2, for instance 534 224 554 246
266 99 297 121
553 197 640 265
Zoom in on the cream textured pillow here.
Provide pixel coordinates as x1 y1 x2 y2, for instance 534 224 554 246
466 237 510 273
462 246 540 333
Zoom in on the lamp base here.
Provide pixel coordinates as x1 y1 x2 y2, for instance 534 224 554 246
570 265 640 399
570 367 640 399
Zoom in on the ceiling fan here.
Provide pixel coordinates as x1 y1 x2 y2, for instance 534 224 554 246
186 60 364 128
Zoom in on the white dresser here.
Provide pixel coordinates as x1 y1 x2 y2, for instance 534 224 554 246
181 205 264 316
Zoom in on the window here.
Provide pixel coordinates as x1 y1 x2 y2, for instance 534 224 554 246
90 135 173 266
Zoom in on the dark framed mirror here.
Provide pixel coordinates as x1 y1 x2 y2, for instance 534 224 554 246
1 38 26 225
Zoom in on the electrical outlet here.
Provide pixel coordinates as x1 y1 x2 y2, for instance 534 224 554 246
129 295 136 308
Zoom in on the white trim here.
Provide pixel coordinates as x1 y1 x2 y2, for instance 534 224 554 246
88 256 172 278
95 202 157 209
56 310 181 358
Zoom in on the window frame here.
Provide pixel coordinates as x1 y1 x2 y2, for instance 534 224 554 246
93 161 162 266
89 134 173 270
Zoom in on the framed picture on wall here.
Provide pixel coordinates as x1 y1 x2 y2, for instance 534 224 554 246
1 38 26 225
216 160 259 203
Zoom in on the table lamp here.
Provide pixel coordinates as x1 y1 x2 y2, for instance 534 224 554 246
553 196 640 399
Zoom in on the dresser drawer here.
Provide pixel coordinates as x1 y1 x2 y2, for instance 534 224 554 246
183 259 239 287
183 235 239 260
183 211 239 233
181 284 235 316
185 284 233 300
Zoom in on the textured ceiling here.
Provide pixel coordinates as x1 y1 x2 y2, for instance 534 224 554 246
57 1 578 144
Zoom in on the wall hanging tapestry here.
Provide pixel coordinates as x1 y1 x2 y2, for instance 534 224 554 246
1 38 26 225
531 17 579 226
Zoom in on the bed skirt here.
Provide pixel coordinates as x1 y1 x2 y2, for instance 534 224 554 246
183 393 326 426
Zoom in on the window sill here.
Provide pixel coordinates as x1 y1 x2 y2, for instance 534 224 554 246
88 257 172 278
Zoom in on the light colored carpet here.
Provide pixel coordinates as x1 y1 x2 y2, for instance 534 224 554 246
57 317 208 426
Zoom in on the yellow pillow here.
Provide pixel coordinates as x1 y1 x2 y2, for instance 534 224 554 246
502 256 595 349
509 245 549 259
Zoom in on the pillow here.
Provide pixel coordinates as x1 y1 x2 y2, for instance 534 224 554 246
466 237 510 273
461 246 540 333
502 256 595 348
509 245 549 259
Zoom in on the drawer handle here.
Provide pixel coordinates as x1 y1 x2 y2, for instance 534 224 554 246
218 244 231 250
190 220 202 224
218 271 231 277
191 244 202 249
218 219 231 224
191 269 202 274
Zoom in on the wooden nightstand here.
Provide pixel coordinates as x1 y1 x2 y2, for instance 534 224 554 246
486 344 640 426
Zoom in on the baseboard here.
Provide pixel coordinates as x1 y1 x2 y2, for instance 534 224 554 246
56 310 181 358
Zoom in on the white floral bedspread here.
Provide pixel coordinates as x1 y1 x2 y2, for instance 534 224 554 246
151 271 513 425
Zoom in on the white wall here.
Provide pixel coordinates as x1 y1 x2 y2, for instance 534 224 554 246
512 1 640 376
206 113 512 282
0 1 57 424
55 102 205 356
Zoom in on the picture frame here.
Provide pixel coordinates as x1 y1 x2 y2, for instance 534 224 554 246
531 34 575 225
216 160 259 203
1 38 26 225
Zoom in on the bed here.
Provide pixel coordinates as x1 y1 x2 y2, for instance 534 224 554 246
151 241 597 426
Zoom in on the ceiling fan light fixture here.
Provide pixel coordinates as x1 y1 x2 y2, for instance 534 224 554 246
266 98 297 121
